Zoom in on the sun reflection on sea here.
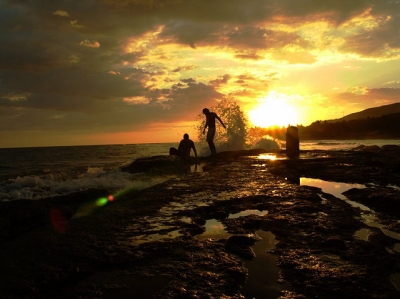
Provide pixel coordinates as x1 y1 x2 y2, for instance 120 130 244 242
258 154 277 160
257 154 285 160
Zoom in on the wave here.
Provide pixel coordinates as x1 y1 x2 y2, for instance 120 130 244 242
0 167 174 201
300 139 400 151
314 141 354 145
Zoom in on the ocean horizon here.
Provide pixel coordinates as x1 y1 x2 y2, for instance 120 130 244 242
1 139 399 202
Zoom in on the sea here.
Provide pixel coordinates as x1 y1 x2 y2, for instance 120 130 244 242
1 139 399 202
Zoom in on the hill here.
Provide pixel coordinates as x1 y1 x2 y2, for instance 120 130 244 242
251 103 400 140
329 102 400 122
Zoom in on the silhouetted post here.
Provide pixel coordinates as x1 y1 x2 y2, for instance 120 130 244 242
286 126 300 158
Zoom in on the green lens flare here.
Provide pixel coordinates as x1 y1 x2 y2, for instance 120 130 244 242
96 197 108 207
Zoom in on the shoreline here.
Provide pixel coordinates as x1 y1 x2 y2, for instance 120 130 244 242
1 147 400 298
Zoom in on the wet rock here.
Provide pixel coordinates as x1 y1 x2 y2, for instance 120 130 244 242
121 155 195 174
0 188 109 243
343 187 400 217
320 237 346 250
2 149 400 299
225 234 259 259
214 148 268 159
352 145 381 152
381 144 400 154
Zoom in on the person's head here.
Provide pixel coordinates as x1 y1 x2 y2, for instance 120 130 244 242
202 108 210 115
183 133 189 139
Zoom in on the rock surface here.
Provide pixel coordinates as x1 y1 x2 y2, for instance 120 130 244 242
1 147 400 299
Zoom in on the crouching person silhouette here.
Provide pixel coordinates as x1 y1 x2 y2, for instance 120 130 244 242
169 133 198 158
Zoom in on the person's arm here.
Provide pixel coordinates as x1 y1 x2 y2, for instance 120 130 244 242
178 140 183 152
215 115 226 129
202 123 208 134
192 144 197 158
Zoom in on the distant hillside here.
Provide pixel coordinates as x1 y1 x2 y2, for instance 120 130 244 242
330 102 400 122
299 110 400 140
255 103 400 140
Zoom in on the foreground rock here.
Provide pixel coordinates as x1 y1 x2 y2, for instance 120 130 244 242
1 147 400 299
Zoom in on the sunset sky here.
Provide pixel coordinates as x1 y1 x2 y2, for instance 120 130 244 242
1 0 400 148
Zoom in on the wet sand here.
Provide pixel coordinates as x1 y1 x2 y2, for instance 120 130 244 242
1 146 400 299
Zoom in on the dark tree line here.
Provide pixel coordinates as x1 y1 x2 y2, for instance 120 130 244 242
249 112 400 141
298 112 400 139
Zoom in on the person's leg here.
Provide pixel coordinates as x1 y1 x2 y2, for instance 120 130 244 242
206 140 212 152
169 147 180 155
210 141 216 154
206 128 216 154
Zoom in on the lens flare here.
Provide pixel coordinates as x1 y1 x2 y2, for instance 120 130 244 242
74 193 117 219
50 208 68 233
96 197 109 207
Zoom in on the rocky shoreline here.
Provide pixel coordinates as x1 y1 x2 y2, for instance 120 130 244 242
1 146 400 298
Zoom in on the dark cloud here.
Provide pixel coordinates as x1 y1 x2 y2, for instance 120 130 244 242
331 88 400 107
1 0 399 146
340 13 400 57
227 27 307 50
209 74 231 87
172 65 196 72
159 19 227 49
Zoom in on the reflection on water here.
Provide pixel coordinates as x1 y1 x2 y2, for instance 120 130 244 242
300 178 368 210
391 273 400 291
130 230 183 246
197 210 268 240
353 206 400 242
354 228 372 241
242 230 287 299
190 163 207 173
195 211 284 298
231 209 268 218
129 209 268 245
301 177 400 253
302 177 400 290
257 154 285 161
199 219 229 240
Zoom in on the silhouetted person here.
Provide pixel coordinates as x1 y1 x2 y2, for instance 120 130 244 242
169 133 197 158
286 126 300 158
202 108 226 154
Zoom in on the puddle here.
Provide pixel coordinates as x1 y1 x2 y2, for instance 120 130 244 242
198 219 230 240
197 210 269 240
241 230 287 299
130 230 183 246
191 163 207 173
195 211 284 298
391 272 400 291
129 208 268 245
388 185 400 190
354 228 372 241
231 209 268 218
300 178 369 210
301 178 400 244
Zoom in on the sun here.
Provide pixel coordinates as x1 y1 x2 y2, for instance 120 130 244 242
247 92 298 128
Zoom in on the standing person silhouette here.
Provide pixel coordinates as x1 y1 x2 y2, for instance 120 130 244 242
202 108 226 155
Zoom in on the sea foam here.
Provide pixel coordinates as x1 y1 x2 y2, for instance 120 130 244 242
0 168 173 201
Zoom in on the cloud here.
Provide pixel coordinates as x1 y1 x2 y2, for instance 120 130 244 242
172 65 196 73
209 74 231 87
1 0 400 146
53 10 69 17
331 87 400 107
80 40 101 48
